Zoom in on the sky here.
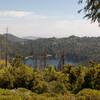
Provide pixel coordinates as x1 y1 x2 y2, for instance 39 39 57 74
0 0 100 38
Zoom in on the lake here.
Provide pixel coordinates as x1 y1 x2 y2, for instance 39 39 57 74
24 59 78 67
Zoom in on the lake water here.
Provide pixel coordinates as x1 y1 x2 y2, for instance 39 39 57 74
24 59 78 67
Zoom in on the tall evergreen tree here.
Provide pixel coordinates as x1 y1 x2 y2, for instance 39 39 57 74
79 0 100 25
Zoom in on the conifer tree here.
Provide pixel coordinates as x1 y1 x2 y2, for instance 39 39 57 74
79 0 100 25
11 54 22 67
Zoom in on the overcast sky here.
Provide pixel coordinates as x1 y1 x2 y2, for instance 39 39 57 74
0 0 99 37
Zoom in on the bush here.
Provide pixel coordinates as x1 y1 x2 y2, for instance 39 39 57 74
0 88 74 100
0 60 11 69
0 66 15 89
0 88 21 100
13 65 33 89
76 89 100 100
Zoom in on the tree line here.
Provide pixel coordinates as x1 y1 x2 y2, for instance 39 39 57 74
1 35 100 65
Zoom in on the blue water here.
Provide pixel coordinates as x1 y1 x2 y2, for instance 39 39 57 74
25 59 78 67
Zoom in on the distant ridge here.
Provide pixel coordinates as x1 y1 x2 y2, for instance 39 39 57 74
3 33 42 42
3 33 25 42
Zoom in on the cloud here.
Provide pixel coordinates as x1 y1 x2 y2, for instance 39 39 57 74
0 10 47 19
54 20 100 37
0 18 100 38
0 11 31 18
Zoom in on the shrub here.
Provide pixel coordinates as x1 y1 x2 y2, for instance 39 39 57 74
76 89 100 100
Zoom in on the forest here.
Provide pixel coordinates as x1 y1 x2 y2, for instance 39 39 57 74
1 34 100 65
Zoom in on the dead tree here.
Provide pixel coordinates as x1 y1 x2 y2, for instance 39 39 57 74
0 35 2 60
5 28 8 67
34 50 39 69
42 48 48 69
39 56 43 71
58 50 66 71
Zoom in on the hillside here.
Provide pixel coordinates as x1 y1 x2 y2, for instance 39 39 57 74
1 34 100 65
3 34 25 42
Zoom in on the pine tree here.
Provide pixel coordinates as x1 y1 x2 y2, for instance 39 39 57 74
11 54 22 67
79 0 100 25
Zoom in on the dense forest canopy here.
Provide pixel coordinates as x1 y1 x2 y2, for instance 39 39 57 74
1 34 100 65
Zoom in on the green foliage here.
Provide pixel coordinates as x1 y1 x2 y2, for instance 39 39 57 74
32 80 49 94
2 34 100 65
13 65 33 89
79 0 100 24
0 60 11 69
0 66 15 89
0 57 100 99
43 66 57 82
11 54 22 67
76 89 100 100
83 67 96 89
62 64 74 74
0 88 74 100
89 59 96 67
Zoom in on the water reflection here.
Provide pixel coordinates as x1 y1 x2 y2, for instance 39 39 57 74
25 59 78 67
